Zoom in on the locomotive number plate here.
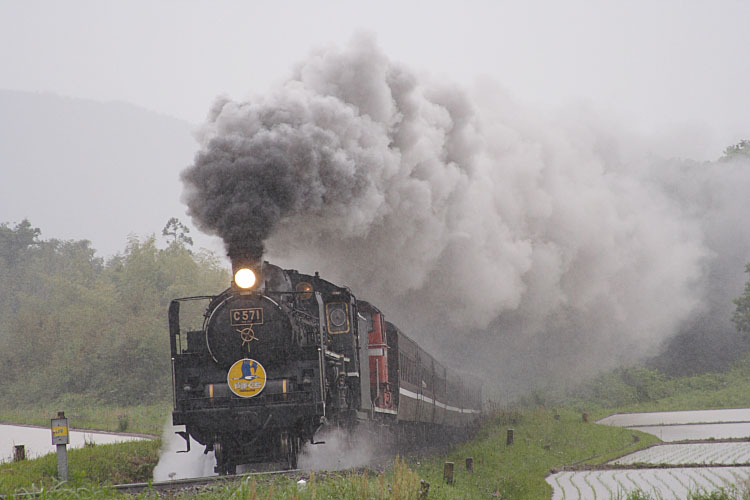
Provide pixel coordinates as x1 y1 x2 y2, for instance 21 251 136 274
230 308 264 326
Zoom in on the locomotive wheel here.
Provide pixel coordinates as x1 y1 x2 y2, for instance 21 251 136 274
281 431 300 470
213 441 236 475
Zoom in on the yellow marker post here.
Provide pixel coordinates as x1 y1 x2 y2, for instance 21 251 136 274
51 412 69 481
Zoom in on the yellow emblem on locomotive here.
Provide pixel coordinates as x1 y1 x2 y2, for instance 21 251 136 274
227 358 267 398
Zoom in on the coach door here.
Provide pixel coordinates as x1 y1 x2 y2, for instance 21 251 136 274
428 357 436 424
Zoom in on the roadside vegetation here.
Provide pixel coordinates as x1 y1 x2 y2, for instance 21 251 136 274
0 440 159 494
0 218 225 438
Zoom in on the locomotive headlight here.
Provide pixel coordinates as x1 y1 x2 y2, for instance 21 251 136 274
234 268 257 289
296 282 313 300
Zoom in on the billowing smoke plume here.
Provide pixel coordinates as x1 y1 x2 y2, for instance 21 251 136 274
183 35 748 395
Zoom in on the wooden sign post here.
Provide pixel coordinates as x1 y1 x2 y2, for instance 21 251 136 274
443 462 454 485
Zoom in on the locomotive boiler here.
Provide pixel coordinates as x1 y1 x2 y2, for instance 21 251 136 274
169 259 481 474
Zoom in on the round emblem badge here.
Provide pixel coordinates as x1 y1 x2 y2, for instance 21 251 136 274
227 358 267 398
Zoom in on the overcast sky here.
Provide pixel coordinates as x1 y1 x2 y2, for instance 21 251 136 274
1 0 748 161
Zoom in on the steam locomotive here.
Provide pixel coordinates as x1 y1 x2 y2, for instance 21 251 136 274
169 260 482 473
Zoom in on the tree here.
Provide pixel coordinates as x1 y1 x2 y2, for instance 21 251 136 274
732 264 750 334
162 217 193 247
721 140 750 161
0 220 42 327
0 223 229 406
0 219 40 267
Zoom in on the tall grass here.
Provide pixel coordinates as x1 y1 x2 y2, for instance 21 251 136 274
1 456 424 500
0 440 159 494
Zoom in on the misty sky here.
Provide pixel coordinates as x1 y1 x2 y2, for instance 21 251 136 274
2 1 750 387
2 0 748 162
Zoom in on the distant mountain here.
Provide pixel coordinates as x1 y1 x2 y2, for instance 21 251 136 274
0 90 223 257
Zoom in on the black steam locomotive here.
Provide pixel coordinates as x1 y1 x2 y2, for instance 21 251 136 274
169 260 482 473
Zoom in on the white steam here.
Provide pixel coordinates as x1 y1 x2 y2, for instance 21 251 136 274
153 421 216 481
297 427 379 471
185 35 738 392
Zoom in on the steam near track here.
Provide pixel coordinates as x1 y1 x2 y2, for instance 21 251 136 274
182 34 750 396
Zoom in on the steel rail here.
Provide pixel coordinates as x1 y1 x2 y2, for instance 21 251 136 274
112 468 302 495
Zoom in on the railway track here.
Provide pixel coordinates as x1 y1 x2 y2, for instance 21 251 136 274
127 444 448 496
112 468 304 495
0 469 306 499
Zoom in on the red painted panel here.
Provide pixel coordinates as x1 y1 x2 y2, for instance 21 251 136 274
369 313 393 409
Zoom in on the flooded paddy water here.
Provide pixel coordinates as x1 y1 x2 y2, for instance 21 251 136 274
598 409 750 427
548 409 750 499
0 423 148 463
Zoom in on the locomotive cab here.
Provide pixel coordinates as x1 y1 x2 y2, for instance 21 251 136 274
357 301 397 414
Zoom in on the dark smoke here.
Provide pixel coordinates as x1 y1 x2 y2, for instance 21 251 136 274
183 35 749 397
181 72 395 260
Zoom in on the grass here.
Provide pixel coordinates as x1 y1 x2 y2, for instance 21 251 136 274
506 354 750 424
0 396 169 436
0 457 423 499
0 408 655 499
8 354 750 498
573 356 750 420
0 439 160 494
407 408 658 500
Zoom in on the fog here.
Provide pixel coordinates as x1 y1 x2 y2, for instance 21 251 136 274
182 36 750 396
2 1 750 161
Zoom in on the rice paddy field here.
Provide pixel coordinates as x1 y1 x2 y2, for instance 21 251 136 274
549 467 750 500
613 442 750 466
547 408 750 499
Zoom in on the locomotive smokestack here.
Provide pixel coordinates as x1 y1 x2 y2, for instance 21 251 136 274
228 244 264 293
228 243 264 273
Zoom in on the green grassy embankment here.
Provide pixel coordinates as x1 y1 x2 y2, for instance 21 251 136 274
0 398 169 436
0 440 160 495
6 353 750 498
566 355 750 421
0 407 658 499
0 399 167 496
409 408 659 499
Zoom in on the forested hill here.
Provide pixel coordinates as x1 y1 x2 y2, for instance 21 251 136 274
0 220 228 406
